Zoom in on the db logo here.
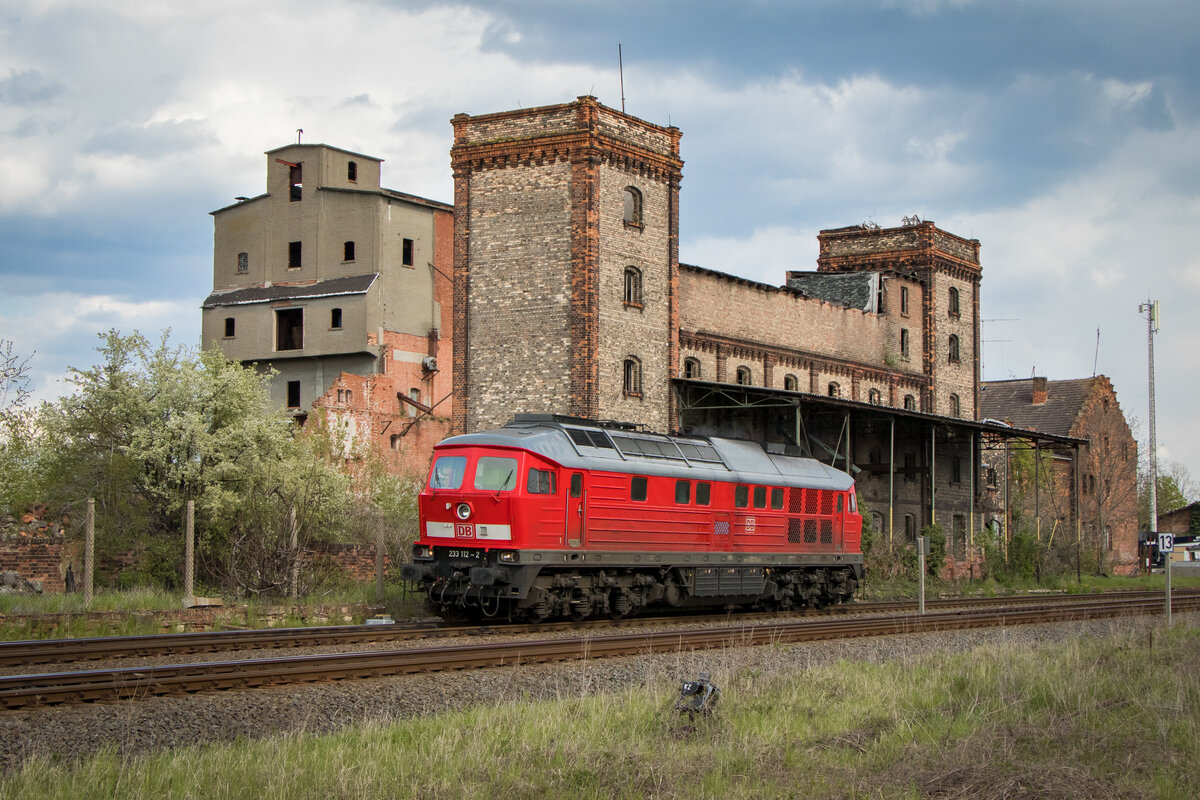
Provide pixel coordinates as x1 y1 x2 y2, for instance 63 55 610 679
454 523 475 538
745 517 756 532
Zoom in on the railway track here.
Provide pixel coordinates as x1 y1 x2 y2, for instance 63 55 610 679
2 592 1195 710
1 589 1192 668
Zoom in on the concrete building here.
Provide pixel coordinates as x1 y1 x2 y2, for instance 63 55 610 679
201 144 454 470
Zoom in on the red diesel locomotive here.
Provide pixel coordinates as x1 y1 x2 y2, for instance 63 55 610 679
400 416 863 621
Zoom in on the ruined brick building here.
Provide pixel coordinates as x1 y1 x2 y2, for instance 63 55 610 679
200 96 1140 573
201 144 455 471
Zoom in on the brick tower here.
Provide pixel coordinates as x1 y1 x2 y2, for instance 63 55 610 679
450 96 683 433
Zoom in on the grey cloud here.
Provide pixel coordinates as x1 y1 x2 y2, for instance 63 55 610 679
0 69 63 106
82 119 215 158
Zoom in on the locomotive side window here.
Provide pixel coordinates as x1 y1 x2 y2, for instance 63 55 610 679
770 488 784 510
735 485 749 508
753 486 766 509
527 468 556 495
837 494 844 512
631 476 648 502
474 457 518 491
570 473 583 498
696 482 711 506
675 480 690 504
429 456 466 489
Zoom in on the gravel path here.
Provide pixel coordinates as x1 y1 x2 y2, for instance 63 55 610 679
1 612 1193 774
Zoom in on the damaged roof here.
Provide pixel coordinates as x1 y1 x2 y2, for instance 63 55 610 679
785 271 876 311
979 377 1100 437
201 274 377 308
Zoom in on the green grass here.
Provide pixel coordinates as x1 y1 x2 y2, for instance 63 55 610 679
3 621 1197 798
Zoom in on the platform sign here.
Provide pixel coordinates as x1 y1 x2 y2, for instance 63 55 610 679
1158 533 1174 553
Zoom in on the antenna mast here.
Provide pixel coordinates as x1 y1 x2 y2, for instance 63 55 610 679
619 44 626 113
1092 327 1100 376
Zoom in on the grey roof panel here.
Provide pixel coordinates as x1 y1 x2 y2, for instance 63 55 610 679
201 274 377 308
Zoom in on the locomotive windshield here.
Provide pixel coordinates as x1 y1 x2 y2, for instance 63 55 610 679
474 456 519 491
429 456 466 489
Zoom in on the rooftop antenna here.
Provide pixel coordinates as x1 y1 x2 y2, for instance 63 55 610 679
296 128 303 144
619 44 626 113
1092 327 1100 376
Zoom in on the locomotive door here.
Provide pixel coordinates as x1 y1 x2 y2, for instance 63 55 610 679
566 472 586 548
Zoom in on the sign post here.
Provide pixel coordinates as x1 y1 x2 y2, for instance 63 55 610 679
1159 533 1174 626
917 536 927 615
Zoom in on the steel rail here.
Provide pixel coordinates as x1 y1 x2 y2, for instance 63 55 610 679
2 594 1196 711
1 589 1193 668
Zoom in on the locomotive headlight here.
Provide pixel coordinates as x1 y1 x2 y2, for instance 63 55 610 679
413 545 434 560
455 502 472 520
498 550 519 563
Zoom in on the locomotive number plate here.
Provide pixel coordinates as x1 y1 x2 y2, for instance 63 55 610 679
445 548 484 559
454 523 475 538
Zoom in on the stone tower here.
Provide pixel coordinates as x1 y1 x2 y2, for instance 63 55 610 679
450 96 683 433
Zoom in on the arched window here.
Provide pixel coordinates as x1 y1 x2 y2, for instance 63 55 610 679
868 388 881 405
948 334 960 363
904 394 916 410
623 186 643 226
948 286 960 316
623 266 643 306
735 366 752 386
683 358 701 379
783 374 798 392
623 357 642 396
949 393 960 417
827 381 840 398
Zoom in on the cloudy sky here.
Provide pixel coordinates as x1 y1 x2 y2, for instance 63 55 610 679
1 0 1197 481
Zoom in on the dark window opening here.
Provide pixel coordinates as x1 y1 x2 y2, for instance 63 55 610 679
624 266 643 306
276 308 303 350
735 485 749 508
624 357 642 396
237 252 248 273
900 328 909 358
770 488 784 510
631 476 647 502
950 393 961 417
948 334 960 363
288 241 302 268
948 286 960 316
753 486 767 509
904 394 915 410
330 308 342 329
623 186 643 226
836 494 844 513
286 380 301 409
402 238 414 267
289 164 302 202
951 457 962 484
696 482 711 506
900 285 909 315
527 469 556 495
675 480 690 504
344 241 355 261
827 381 840 397
736 366 752 386
347 161 357 182
683 358 701 379
784 374 797 391
224 317 235 338
903 451 915 482
869 389 881 405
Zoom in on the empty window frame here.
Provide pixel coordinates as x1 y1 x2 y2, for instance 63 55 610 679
224 317 235 338
237 252 248 273
623 357 642 396
276 308 303 350
624 266 643 306
735 366 752 386
903 451 915 482
827 381 840 398
344 241 355 262
347 161 357 182
683 358 701 379
904 514 916 543
868 388 882 405
900 285 909 315
288 241 302 268
784 374 798 391
951 457 962 484
286 380 301 409
289 163 302 202
402 238 414 267
623 186 643 226
948 286 960 316
631 476 648 502
904 394 916 410
330 308 343 329
949 393 961 417
948 334 960 363
900 328 910 358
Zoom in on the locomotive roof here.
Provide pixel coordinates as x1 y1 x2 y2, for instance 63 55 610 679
434 418 854 491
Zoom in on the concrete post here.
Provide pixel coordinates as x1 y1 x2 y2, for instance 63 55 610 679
289 506 299 599
184 500 195 607
375 519 385 603
84 497 94 607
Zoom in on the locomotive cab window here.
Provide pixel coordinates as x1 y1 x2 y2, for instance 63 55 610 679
735 485 749 508
753 486 767 509
527 468 556 495
429 456 466 490
631 476 648 502
770 488 784 510
837 494 844 513
474 457 518 491
696 482 711 506
675 480 690 504
569 473 583 498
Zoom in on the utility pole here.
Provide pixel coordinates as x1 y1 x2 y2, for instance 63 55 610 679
1139 299 1165 621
